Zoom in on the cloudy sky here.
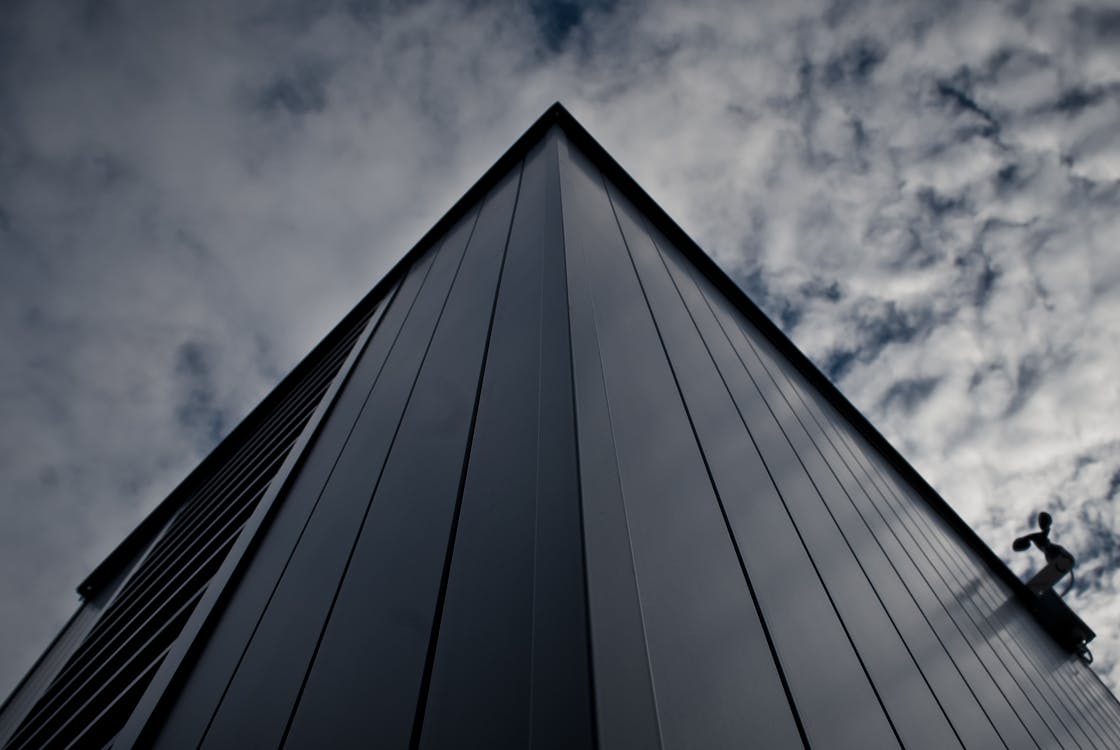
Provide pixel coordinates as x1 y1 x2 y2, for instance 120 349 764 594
2 0 1119 700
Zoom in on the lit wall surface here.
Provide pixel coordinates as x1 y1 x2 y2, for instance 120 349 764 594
3 109 1119 749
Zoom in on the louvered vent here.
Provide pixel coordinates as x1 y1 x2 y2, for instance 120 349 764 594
3 306 378 750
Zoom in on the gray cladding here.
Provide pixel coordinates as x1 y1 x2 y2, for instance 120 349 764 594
4 110 1118 749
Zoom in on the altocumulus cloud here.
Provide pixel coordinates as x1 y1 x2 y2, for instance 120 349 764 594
2 0 1119 697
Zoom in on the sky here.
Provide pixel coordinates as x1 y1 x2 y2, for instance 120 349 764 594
1 0 1119 701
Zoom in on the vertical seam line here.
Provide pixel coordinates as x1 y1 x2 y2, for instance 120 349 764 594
602 181 811 749
408 161 525 749
273 202 485 749
554 133 602 750
197 259 429 749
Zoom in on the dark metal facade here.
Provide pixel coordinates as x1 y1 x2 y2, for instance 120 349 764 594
3 106 1119 749
0 283 387 750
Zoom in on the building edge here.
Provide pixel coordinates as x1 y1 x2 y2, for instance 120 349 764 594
7 103 1111 740
67 96 1112 672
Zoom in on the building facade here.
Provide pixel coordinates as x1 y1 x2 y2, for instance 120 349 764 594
2 105 1118 749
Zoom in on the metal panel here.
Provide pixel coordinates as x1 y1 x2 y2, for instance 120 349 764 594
672 241 928 748
7 295 378 750
895 476 1109 748
604 184 815 747
147 252 432 749
825 399 1086 749
753 328 1043 749
890 480 1097 747
197 206 482 749
0 578 136 749
118 285 392 750
717 293 1033 749
418 135 593 749
740 320 1098 749
557 136 661 750
642 206 906 749
280 167 522 748
527 133 597 750
713 289 1064 749
562 139 803 750
1074 668 1120 743
725 316 970 748
764 345 1061 748
861 444 1098 749
1073 666 1120 744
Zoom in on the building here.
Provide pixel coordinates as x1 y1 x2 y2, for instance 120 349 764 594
2 104 1118 749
